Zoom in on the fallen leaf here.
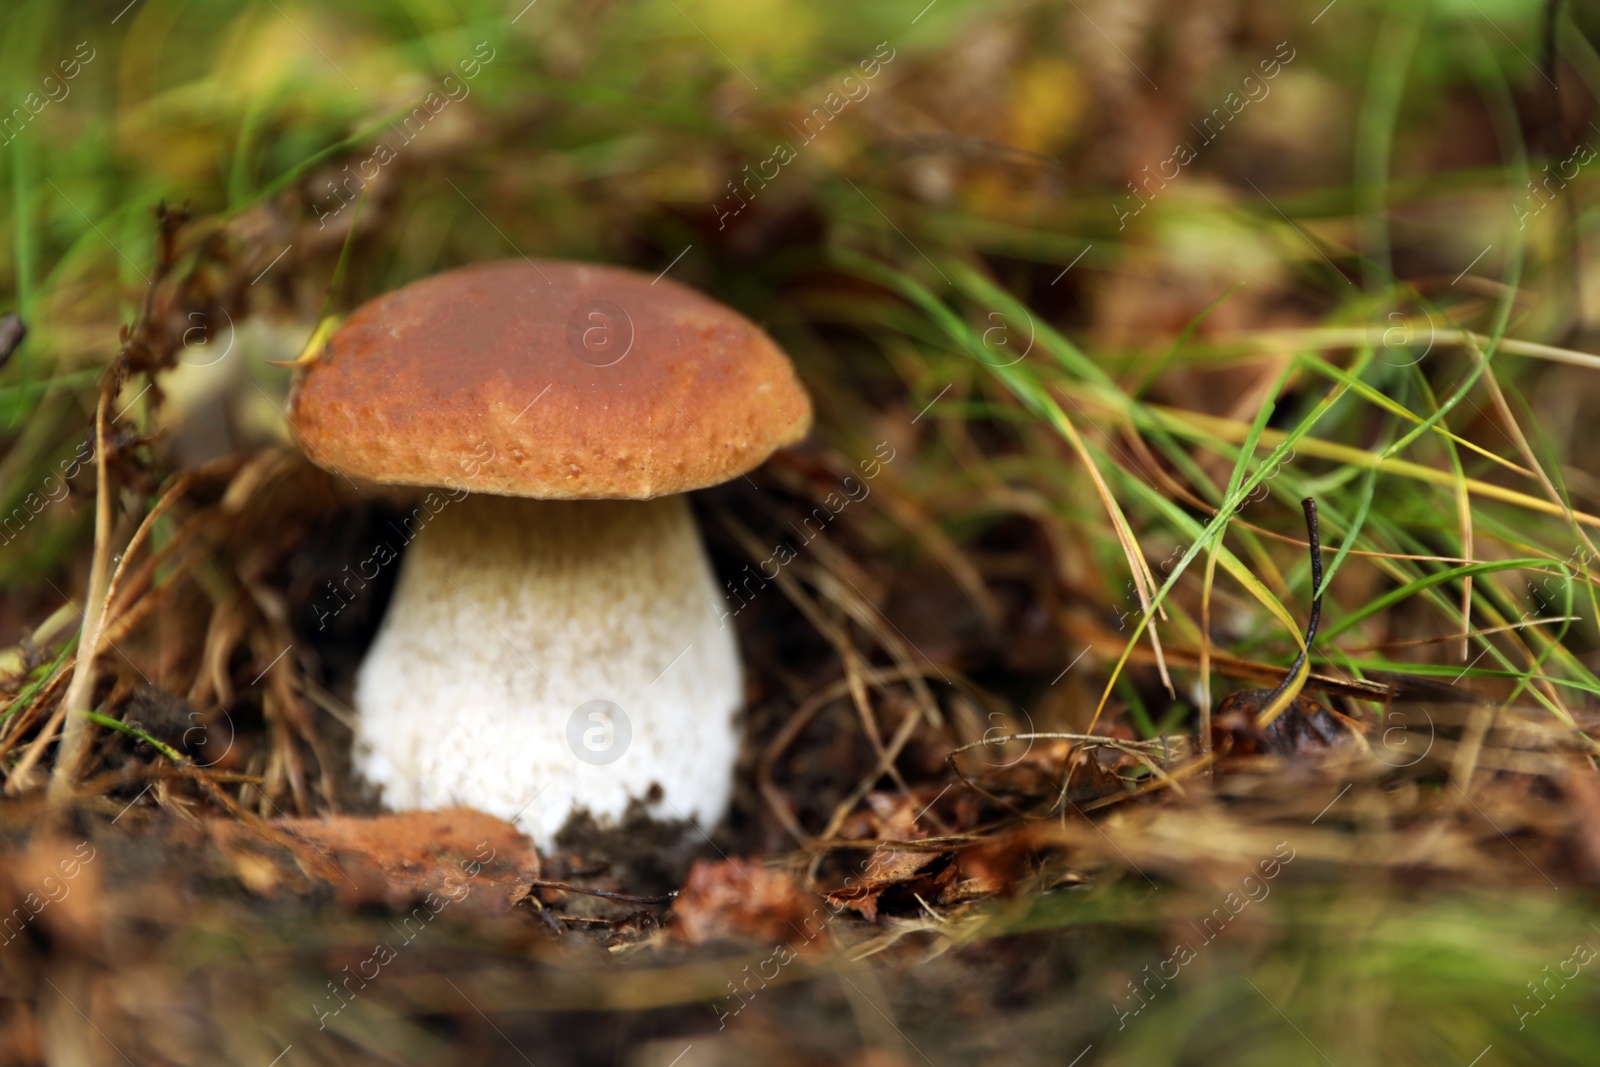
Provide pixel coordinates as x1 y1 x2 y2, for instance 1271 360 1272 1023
1211 689 1360 759
207 807 539 913
672 858 817 945
825 848 954 922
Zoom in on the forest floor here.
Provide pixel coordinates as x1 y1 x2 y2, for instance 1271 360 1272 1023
5 1 1600 1064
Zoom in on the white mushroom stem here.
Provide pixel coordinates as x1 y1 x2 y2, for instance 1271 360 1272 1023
352 493 742 851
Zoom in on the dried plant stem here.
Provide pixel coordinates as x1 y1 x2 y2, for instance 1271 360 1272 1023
1053 404 1173 725
1199 547 1219 768
47 391 114 803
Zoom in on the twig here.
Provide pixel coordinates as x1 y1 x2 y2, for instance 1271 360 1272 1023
526 879 676 905
47 391 116 802
945 731 1184 816
1199 548 1219 770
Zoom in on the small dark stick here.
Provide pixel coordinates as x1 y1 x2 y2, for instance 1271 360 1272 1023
1211 496 1355 753
524 878 676 905
1261 496 1323 711
0 313 25 369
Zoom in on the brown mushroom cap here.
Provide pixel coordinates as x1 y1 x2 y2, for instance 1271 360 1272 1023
288 259 812 499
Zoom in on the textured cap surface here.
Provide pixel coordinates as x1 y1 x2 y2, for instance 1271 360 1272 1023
288 259 812 499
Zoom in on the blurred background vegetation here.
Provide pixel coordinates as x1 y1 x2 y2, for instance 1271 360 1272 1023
6 0 1600 1064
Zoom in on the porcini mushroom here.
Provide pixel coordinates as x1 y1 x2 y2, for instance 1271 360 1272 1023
287 260 811 849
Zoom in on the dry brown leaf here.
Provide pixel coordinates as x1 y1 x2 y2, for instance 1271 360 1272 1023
1211 689 1361 760
824 841 955 923
672 858 818 945
206 807 539 913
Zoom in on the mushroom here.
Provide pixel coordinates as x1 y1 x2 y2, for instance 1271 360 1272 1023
287 260 811 850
